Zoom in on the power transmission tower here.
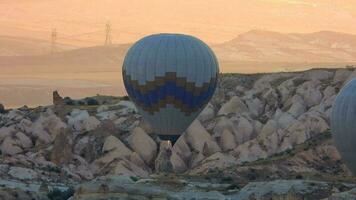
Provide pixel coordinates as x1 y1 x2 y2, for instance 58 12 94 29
105 22 112 45
51 28 57 54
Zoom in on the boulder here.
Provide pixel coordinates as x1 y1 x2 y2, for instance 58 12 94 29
333 69 351 83
32 110 67 143
219 129 236 151
323 86 336 100
8 167 38 181
67 109 100 132
235 141 268 163
246 97 264 117
1 137 23 155
171 152 187 173
172 136 192 162
185 120 220 154
217 96 248 116
128 127 157 165
15 132 32 149
102 135 131 155
198 103 215 122
296 80 322 107
234 117 254 144
0 126 15 141
260 119 278 138
213 116 237 137
276 112 296 130
51 128 73 165
287 95 306 118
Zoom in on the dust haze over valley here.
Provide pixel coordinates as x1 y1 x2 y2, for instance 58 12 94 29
2 0 356 108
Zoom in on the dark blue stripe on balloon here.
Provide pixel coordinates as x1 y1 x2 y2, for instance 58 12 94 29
124 80 216 110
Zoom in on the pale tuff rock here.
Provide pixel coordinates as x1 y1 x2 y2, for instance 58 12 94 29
234 141 268 163
198 103 215 122
185 120 221 154
303 69 333 81
32 109 67 143
344 69 356 85
172 136 192 163
129 152 147 170
102 135 131 155
112 159 150 177
323 86 336 100
333 68 351 83
287 95 307 118
213 116 237 138
189 152 238 174
217 96 248 116
51 128 73 165
245 97 264 117
116 100 137 114
6 109 25 121
95 136 132 165
67 109 100 132
96 111 117 121
233 116 254 144
276 112 296 130
277 78 295 103
1 136 23 155
296 80 323 107
96 105 109 113
0 126 15 141
171 152 187 173
15 132 32 149
8 167 38 181
17 118 32 134
128 127 157 165
219 129 237 151
259 119 278 138
190 152 206 168
155 141 173 173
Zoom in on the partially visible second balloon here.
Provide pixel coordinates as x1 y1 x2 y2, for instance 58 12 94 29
331 79 356 174
122 33 219 143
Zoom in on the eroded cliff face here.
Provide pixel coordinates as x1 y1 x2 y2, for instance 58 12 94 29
1 68 356 199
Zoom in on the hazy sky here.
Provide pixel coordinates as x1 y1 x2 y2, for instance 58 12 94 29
1 0 356 45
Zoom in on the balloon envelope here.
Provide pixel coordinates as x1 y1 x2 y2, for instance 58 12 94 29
331 78 356 174
122 33 219 139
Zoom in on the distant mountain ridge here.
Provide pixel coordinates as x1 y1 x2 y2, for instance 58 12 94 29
213 30 356 63
0 35 76 56
1 30 356 72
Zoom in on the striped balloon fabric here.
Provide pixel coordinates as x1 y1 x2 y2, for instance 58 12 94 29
122 33 219 140
331 78 356 175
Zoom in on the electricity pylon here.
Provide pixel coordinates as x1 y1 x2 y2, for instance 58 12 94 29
51 28 57 54
105 22 112 45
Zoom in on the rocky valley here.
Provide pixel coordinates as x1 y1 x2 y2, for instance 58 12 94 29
1 68 356 199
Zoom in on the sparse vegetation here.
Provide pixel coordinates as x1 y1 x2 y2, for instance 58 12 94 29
47 187 74 200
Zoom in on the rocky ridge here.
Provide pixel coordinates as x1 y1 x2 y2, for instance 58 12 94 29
1 68 356 199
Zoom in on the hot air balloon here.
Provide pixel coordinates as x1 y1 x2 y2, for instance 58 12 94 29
122 33 219 143
331 78 356 174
